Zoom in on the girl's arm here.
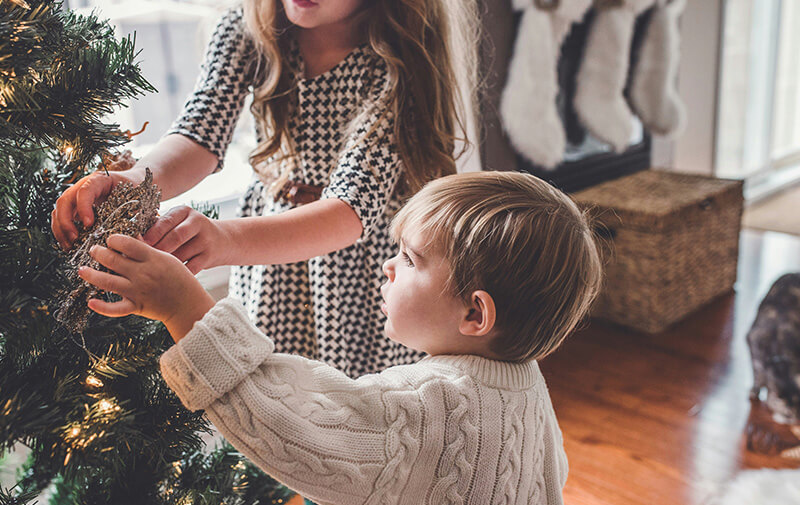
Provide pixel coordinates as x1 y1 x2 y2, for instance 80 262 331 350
148 98 403 271
147 198 363 272
220 198 363 265
123 134 218 201
53 6 251 249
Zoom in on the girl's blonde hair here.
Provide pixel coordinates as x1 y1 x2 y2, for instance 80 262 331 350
242 0 479 196
391 171 604 363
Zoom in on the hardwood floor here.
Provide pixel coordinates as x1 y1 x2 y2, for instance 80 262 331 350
540 230 800 505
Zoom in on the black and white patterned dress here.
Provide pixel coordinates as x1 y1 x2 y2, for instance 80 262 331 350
168 7 423 378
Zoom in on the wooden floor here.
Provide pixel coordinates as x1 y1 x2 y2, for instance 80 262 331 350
539 229 800 505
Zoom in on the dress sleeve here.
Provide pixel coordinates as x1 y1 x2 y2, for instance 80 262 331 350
166 7 254 172
159 298 423 503
321 97 404 240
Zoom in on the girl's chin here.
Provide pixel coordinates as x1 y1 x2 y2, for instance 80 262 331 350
286 16 316 29
284 9 319 27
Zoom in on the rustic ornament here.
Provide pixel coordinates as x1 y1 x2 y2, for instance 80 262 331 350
56 168 161 333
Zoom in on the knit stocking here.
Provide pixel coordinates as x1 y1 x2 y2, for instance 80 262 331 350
629 0 687 136
500 0 592 169
574 0 656 152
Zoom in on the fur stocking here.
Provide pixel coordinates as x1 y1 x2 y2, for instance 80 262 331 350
501 0 592 169
574 0 656 152
629 0 687 136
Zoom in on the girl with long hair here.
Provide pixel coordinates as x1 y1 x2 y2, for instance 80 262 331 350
52 0 479 378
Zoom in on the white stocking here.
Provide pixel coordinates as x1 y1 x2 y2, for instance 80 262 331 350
551 0 593 43
574 0 656 152
501 0 592 169
629 0 687 136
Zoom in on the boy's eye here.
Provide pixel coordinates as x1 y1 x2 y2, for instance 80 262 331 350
401 251 414 267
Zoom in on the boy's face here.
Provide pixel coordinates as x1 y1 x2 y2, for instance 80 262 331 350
381 230 468 356
281 0 366 30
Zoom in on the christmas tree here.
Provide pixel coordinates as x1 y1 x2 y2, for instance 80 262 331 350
0 1 295 503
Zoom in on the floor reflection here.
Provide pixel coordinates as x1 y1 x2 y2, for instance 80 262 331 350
544 230 800 505
692 230 800 503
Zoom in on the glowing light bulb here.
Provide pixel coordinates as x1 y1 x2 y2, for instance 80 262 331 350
70 426 81 436
85 375 103 388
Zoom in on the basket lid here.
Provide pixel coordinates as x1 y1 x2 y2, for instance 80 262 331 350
571 170 743 231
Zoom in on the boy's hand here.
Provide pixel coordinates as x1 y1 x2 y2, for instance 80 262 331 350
142 206 232 274
78 234 215 342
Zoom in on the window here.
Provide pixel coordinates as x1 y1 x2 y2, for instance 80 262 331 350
716 0 800 197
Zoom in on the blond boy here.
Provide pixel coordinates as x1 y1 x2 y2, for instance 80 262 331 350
79 171 603 505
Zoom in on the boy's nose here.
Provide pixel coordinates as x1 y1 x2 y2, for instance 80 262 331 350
382 258 395 281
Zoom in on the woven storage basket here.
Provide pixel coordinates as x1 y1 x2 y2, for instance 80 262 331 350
571 170 744 333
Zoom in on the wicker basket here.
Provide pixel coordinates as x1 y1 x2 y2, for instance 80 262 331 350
571 170 744 333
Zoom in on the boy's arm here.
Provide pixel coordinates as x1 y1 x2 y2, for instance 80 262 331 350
159 299 424 503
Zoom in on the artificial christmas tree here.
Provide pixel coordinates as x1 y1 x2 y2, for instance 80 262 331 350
0 1 294 503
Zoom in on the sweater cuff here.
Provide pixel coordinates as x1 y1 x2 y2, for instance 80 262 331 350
160 297 274 411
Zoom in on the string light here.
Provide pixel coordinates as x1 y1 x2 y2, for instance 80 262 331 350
65 423 90 450
232 460 249 494
97 399 119 413
85 375 104 388
62 144 75 161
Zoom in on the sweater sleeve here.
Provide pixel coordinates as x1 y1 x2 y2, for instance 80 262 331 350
166 7 254 172
160 298 424 504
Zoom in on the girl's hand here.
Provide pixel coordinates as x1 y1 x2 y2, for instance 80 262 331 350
51 171 136 250
143 206 232 274
78 234 215 342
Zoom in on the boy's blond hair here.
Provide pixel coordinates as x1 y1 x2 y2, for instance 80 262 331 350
391 171 603 362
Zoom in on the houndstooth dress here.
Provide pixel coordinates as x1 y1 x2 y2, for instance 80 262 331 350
168 7 423 378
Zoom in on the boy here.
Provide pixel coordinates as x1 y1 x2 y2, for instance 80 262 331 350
79 171 603 504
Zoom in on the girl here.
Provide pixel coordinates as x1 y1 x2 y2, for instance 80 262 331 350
52 0 479 378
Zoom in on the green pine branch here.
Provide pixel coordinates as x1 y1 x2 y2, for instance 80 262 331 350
1 3 156 172
1 2 297 504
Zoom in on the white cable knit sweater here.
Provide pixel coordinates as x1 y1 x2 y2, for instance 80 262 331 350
160 298 569 505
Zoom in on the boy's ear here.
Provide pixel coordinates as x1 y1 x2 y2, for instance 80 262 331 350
460 290 496 337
